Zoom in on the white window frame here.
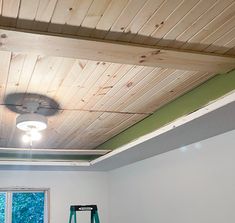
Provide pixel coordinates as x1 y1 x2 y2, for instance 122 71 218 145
0 188 49 223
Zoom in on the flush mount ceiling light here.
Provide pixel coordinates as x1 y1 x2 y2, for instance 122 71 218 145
16 113 47 132
16 113 47 144
4 93 59 146
15 101 48 145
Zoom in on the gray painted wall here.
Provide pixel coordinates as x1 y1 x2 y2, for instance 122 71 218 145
108 129 235 223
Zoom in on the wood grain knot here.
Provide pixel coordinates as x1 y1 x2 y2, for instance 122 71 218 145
126 82 133 87
151 50 161 55
1 34 7 38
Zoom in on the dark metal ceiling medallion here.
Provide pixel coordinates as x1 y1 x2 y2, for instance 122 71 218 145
4 93 60 116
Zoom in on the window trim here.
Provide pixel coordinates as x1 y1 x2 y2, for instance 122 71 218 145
0 188 50 223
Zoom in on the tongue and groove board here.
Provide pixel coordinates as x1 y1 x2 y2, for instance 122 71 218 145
0 50 218 150
0 0 234 55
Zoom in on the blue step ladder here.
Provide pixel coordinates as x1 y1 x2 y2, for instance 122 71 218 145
69 205 100 223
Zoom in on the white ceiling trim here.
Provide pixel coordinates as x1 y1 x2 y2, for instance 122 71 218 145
0 160 90 166
0 148 110 155
91 90 235 166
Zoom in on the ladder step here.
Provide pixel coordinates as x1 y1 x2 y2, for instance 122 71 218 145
69 205 100 223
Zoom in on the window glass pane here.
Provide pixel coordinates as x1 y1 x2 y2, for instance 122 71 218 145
12 192 45 223
0 192 6 223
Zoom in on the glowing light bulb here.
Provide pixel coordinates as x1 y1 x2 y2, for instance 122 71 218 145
22 131 42 144
22 134 30 143
30 131 41 141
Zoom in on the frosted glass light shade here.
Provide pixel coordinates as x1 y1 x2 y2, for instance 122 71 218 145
16 113 47 131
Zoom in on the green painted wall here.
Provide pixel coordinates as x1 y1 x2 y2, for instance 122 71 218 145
98 70 235 150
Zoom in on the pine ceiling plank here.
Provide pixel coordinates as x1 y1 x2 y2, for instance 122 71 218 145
126 70 208 113
203 27 235 53
0 51 11 147
68 61 112 109
40 110 70 148
90 65 145 111
35 0 58 22
143 71 216 113
56 65 149 147
225 47 235 56
54 110 104 148
156 0 218 47
0 0 2 15
48 0 75 33
14 54 38 95
65 113 144 148
172 0 234 49
131 0 183 44
6 115 22 148
81 113 147 149
97 67 172 112
79 0 112 37
4 53 26 98
1 107 15 147
47 60 100 142
33 57 64 96
90 66 156 112
111 68 182 113
41 110 71 148
1 0 20 17
54 111 82 134
17 0 40 29
82 64 133 110
0 0 20 27
50 0 75 23
54 65 131 146
63 0 93 34
147 0 201 45
219 38 235 55
117 0 165 42
105 0 148 40
18 0 40 20
0 106 4 146
92 0 129 38
0 51 11 103
181 2 235 50
26 56 63 95
33 0 58 31
93 114 147 147
54 59 87 90
54 60 97 108
46 57 76 99
45 60 92 141
65 0 93 26
193 15 235 51
74 63 123 109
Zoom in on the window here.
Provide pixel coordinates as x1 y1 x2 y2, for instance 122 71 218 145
0 189 49 223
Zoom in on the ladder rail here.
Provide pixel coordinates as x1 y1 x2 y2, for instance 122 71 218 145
69 205 100 223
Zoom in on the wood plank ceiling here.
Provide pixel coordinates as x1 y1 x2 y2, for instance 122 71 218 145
0 0 234 160
0 0 234 55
